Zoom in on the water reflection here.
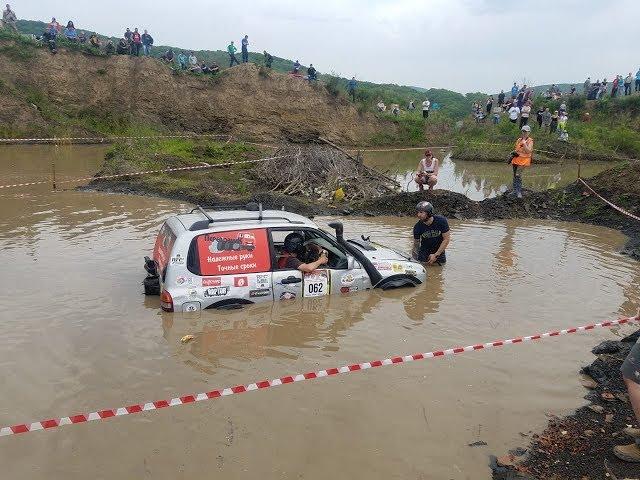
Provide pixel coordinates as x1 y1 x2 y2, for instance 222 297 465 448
363 149 612 200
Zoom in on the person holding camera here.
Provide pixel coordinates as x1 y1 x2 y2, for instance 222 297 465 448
278 233 328 273
508 125 533 198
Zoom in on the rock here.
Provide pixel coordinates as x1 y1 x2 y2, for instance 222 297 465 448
468 440 487 447
592 340 621 355
509 447 528 457
605 414 614 423
602 392 616 402
581 375 599 389
584 430 595 436
615 393 630 403
497 454 516 467
621 329 640 344
588 405 605 414
180 334 195 344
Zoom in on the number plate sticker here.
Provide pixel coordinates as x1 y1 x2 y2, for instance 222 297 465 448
303 269 330 298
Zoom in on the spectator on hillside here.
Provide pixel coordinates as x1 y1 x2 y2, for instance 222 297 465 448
493 106 501 125
520 101 531 128
550 110 559 134
292 60 301 74
131 28 142 56
2 4 17 32
508 103 520 124
511 83 518 98
116 37 129 55
161 48 174 63
559 102 567 115
392 104 400 116
42 20 59 53
64 21 78 41
263 50 273 68
227 41 240 67
141 29 153 55
376 101 386 112
570 85 576 95
486 96 493 115
558 112 568 141
498 90 505 106
583 77 591 95
422 98 431 118
104 40 114 55
241 35 249 63
177 51 188 69
625 73 633 96
598 78 608 99
582 111 591 122
541 107 552 131
307 64 317 81
536 106 544 129
408 100 416 110
124 28 132 42
89 33 100 49
347 77 357 102
48 17 61 33
78 31 87 43
612 76 620 98
188 51 198 68
636 69 640 92
210 61 220 74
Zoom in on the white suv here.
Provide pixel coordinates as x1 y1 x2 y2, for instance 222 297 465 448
144 204 427 312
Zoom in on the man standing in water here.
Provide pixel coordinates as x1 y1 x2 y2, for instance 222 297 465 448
508 125 533 198
412 202 450 266
615 313 640 462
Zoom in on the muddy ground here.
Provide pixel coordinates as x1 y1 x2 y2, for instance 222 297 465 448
491 331 640 480
89 160 640 261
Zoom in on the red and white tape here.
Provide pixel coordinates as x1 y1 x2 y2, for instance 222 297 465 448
579 178 640 222
0 133 232 144
0 154 291 190
1 314 636 438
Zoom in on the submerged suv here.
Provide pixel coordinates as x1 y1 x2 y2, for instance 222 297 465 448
144 204 427 312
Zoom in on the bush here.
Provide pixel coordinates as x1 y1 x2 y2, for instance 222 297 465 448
325 75 340 97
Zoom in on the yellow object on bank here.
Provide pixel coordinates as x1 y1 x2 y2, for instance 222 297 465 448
333 187 345 201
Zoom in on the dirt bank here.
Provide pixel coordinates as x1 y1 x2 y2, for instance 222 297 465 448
491 331 640 480
0 38 390 144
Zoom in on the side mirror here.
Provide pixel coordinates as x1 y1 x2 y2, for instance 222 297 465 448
347 255 360 270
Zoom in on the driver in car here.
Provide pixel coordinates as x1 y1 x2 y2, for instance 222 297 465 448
278 233 329 273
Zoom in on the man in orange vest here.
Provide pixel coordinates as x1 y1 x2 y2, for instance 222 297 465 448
508 125 533 198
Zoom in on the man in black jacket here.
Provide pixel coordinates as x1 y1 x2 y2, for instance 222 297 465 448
141 29 153 56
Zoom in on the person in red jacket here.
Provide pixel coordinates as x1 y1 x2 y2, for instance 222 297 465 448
131 28 142 56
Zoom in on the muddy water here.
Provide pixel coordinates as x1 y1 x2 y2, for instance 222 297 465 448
1 147 639 480
364 149 612 200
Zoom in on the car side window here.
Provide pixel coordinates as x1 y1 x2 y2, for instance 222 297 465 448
188 228 271 275
270 229 348 270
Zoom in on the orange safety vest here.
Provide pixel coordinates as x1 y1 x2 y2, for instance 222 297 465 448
513 137 533 167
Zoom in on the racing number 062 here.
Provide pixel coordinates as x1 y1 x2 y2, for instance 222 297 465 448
307 282 323 295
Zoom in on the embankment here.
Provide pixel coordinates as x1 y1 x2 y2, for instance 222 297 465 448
0 36 391 144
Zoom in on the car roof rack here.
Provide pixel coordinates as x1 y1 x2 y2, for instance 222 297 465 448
188 203 304 231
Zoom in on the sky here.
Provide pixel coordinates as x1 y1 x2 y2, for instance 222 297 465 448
13 0 640 93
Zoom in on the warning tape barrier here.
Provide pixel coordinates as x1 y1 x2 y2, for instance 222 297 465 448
579 178 640 222
0 154 292 190
1 314 636 438
0 133 232 144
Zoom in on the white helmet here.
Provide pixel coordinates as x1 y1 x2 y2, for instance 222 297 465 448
521 125 531 132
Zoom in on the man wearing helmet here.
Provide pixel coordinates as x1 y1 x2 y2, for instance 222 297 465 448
508 125 533 198
278 232 329 273
412 202 450 265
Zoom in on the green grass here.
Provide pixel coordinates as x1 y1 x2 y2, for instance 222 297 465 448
100 139 262 198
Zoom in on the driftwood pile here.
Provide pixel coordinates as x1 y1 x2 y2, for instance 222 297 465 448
252 144 399 201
